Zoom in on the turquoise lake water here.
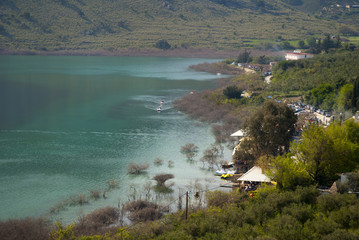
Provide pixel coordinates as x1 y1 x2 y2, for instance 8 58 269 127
0 56 231 223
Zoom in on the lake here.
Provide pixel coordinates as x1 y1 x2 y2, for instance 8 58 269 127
0 55 231 223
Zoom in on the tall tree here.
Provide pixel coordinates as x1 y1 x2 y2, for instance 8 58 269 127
292 121 359 186
351 77 359 113
242 100 297 158
237 49 252 63
336 84 354 112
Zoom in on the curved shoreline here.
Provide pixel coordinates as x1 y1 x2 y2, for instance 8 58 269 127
0 48 281 59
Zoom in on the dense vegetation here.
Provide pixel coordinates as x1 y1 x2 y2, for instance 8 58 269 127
281 0 359 29
271 50 359 112
268 119 359 188
124 186 359 240
4 185 359 239
0 0 356 52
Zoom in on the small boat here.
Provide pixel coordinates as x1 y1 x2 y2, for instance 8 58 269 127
221 173 233 179
215 169 227 176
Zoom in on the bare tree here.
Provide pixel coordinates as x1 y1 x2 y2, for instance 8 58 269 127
127 162 149 174
152 174 174 187
201 144 223 168
123 200 163 223
73 206 119 235
142 181 153 200
181 143 199 161
0 217 51 240
106 179 120 189
154 158 164 166
168 160 174 168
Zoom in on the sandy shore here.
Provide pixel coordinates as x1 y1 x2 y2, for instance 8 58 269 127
0 48 284 59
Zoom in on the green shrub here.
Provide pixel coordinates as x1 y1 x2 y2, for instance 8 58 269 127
155 39 171 50
223 85 243 99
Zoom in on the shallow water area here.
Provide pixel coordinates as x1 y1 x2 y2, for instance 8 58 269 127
0 56 231 223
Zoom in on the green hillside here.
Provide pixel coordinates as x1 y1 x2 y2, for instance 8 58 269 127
281 0 359 30
0 0 356 52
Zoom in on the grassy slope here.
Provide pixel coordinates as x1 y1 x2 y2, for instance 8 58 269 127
0 0 350 52
282 0 359 26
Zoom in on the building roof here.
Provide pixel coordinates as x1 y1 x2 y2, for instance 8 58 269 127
286 52 314 56
230 129 244 137
238 166 271 183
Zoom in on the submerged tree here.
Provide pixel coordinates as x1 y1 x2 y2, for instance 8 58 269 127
201 143 223 168
181 143 199 161
152 174 174 187
153 158 164 166
127 162 149 174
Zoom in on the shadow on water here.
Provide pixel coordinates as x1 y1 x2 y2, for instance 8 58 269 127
0 80 68 129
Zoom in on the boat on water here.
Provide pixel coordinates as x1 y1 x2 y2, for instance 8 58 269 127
157 101 164 112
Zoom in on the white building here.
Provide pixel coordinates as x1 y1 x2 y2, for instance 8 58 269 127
285 51 314 61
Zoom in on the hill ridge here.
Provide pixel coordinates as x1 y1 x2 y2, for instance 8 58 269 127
0 0 356 52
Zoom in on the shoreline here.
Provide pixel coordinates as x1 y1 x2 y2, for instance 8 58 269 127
0 48 283 59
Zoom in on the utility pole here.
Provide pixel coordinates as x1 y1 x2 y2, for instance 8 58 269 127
185 191 189 220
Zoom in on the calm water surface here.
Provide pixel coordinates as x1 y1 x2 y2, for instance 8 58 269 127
0 56 229 223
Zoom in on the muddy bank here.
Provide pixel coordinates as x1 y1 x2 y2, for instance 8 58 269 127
190 62 244 75
0 48 283 59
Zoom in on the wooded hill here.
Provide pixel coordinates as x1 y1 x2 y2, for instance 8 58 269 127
0 0 357 52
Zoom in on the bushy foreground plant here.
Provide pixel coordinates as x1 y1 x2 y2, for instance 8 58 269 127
73 206 120 236
4 185 359 239
0 217 51 240
123 200 163 223
137 186 359 240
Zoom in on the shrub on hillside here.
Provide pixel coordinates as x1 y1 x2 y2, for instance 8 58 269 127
123 200 163 223
73 206 119 236
155 39 171 50
0 217 51 240
223 85 242 99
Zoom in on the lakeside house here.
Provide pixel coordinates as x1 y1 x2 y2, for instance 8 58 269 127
285 50 314 61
